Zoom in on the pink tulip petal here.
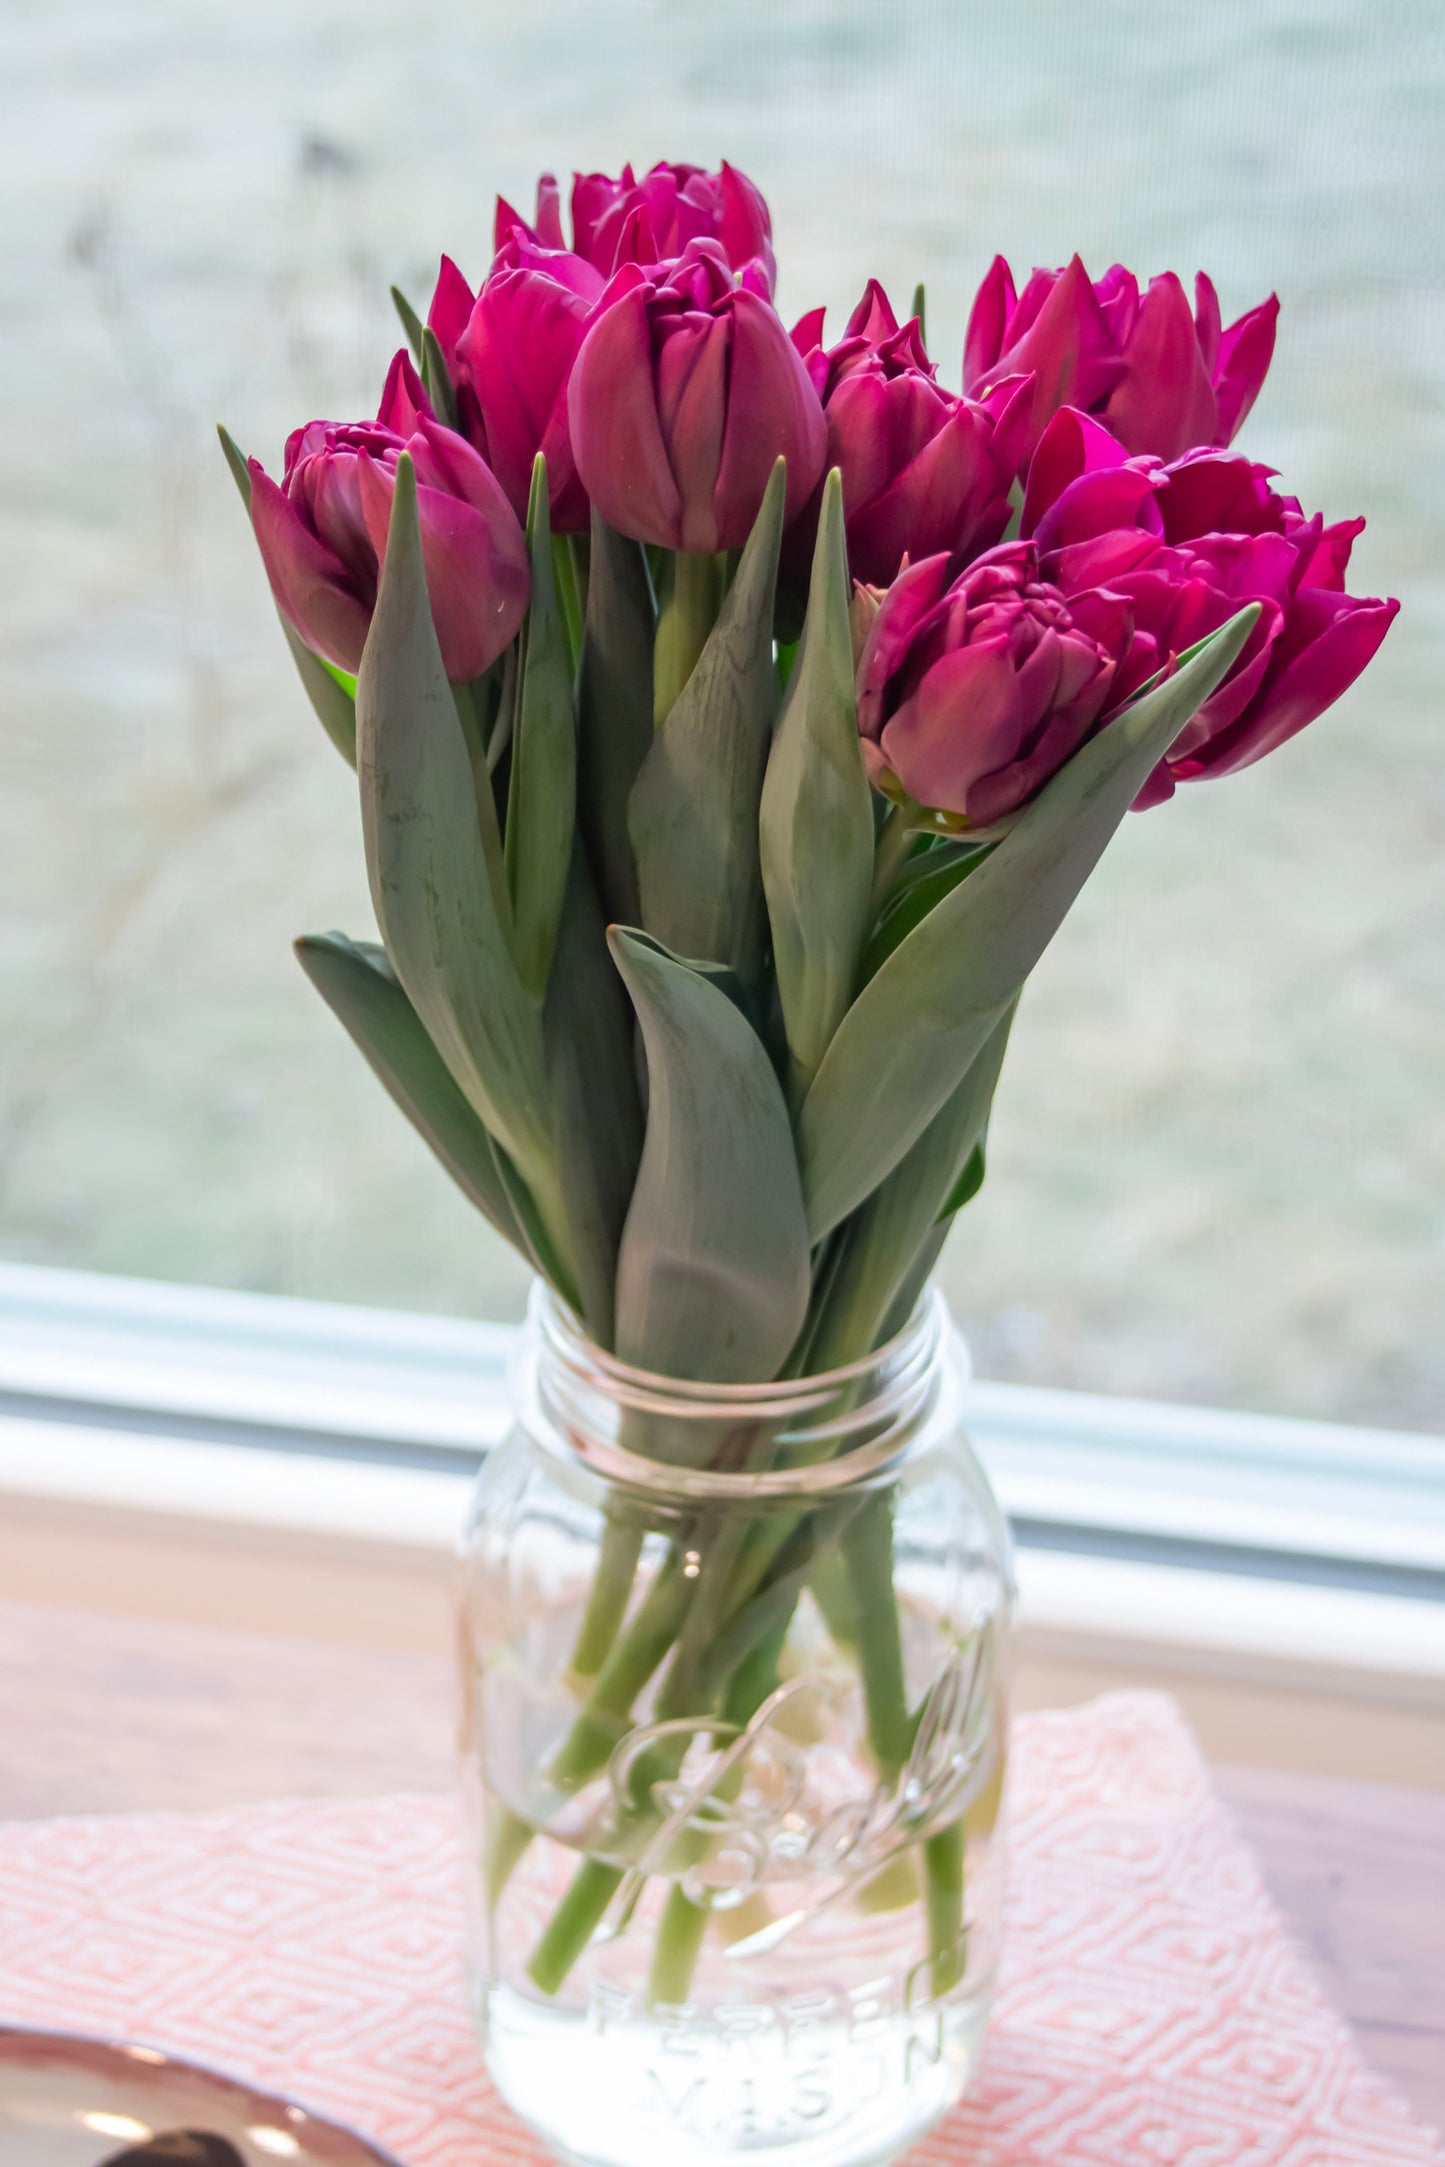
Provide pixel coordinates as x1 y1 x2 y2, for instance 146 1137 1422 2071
719 161 777 291
990 256 1127 452
1130 760 1178 810
1021 404 1132 534
713 288 826 547
1156 449 1282 543
1296 515 1365 592
855 554 954 735
962 255 1016 389
791 305 827 360
879 639 1024 817
428 255 476 366
533 174 566 251
493 197 531 253
461 258 596 519
412 480 531 681
1193 272 1222 373
569 285 684 548
248 459 372 675
654 313 729 551
1032 466 1165 556
847 402 1011 585
376 350 434 436
1047 528 1161 592
412 417 519 530
967 699 1099 825
1102 272 1218 459
1213 294 1279 442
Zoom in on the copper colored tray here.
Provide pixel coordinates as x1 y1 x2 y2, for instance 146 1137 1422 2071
0 2027 404 2165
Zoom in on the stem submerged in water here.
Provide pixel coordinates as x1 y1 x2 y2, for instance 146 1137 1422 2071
528 1857 625 1997
649 1884 711 2006
923 1820 966 1995
569 1519 644 1678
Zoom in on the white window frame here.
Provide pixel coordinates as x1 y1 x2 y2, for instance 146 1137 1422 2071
2 1259 1442 1719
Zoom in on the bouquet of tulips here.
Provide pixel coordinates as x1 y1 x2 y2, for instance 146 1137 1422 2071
222 158 1396 2001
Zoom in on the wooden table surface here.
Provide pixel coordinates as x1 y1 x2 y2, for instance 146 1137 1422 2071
1 1598 1440 2134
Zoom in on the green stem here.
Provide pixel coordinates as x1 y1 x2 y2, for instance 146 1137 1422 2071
649 1885 711 2007
569 1519 644 1678
653 550 723 723
923 1820 966 1995
840 1497 913 1780
548 1553 692 1792
527 1857 625 1997
552 532 585 670
485 1805 536 1908
868 805 916 921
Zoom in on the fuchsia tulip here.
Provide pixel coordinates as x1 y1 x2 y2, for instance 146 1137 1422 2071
964 255 1278 462
495 159 776 291
1022 410 1399 804
856 542 1124 826
787 281 1033 588
568 240 826 553
247 351 530 683
441 238 608 531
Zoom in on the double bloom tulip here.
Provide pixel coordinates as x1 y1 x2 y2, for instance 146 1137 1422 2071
244 156 1394 797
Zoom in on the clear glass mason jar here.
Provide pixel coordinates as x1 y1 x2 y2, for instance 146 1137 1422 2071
458 1282 1015 2167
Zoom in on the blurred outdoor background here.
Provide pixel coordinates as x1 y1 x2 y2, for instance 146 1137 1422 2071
1 0 1440 1430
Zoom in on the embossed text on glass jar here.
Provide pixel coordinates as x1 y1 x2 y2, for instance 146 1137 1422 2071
458 1286 1014 2167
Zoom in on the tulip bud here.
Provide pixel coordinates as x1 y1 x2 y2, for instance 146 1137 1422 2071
496 159 777 291
787 280 1032 591
1021 418 1398 800
568 241 826 554
454 236 609 531
849 579 885 670
964 254 1278 464
247 353 530 683
856 543 1122 826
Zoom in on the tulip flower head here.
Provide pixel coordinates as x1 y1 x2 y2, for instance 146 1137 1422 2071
965 254 1278 463
856 543 1124 827
247 352 530 683
447 237 610 531
1023 412 1399 803
787 281 1033 590
495 158 776 291
568 240 826 553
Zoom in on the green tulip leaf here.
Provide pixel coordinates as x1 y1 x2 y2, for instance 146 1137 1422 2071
280 617 358 766
940 1133 989 1220
798 606 1262 1240
218 424 358 767
578 514 656 926
542 848 645 1347
506 456 578 999
391 284 426 363
293 931 526 1251
628 460 786 980
610 927 811 1383
293 932 581 1309
760 468 876 1099
421 326 459 431
861 836 992 981
808 1009 1014 1368
217 422 252 507
355 453 555 1212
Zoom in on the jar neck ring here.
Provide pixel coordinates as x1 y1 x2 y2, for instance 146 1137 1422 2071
520 1283 962 1503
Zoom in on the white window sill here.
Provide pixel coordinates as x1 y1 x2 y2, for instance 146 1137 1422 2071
2 1261 1442 1710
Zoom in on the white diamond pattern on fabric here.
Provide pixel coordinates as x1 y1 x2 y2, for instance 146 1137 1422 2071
0 1692 1437 2167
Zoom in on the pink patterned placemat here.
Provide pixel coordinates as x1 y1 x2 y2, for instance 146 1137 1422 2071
0 1690 1436 2167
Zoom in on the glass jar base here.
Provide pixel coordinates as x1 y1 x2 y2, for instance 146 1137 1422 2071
475 1974 991 2167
